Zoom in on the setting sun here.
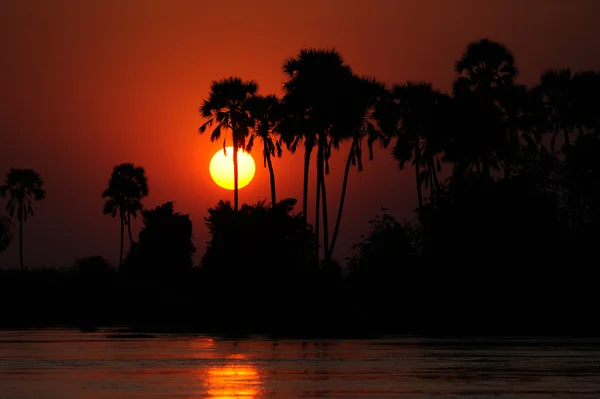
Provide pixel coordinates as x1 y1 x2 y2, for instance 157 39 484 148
209 147 256 190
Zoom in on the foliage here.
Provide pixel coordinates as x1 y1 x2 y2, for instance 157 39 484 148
72 256 116 275
346 210 420 276
0 168 46 223
102 163 149 265
0 215 14 252
202 198 315 277
123 202 196 278
102 163 148 223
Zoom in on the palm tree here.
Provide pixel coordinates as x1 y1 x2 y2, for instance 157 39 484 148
246 94 282 206
281 48 353 264
378 82 450 212
0 168 46 271
452 38 518 179
199 77 258 211
501 84 544 178
537 69 579 151
102 163 149 266
328 75 388 257
277 108 315 223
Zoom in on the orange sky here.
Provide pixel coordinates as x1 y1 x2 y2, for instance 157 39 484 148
1 0 599 268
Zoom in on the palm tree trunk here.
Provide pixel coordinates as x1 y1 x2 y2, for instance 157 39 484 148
127 212 134 245
314 154 321 268
318 136 330 262
320 160 330 262
329 138 356 257
19 216 24 272
119 213 124 267
233 143 239 211
266 152 277 206
431 160 441 201
302 141 312 222
414 143 423 212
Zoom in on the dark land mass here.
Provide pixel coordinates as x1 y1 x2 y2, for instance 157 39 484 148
1 40 599 338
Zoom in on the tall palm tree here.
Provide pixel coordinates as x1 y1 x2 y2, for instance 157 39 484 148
277 107 315 223
102 163 149 266
536 69 579 151
281 48 353 264
379 82 450 212
199 77 258 211
452 38 518 179
500 84 544 178
246 94 282 206
0 168 46 271
328 75 388 257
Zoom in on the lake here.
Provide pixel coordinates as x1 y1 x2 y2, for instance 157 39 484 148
1 329 600 398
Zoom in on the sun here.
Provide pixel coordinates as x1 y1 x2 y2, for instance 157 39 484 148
209 146 256 190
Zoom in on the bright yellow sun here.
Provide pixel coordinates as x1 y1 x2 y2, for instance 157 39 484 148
209 146 256 190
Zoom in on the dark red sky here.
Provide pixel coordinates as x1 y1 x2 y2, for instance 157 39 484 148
1 0 599 268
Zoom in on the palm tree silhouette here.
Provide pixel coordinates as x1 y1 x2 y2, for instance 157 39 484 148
199 77 258 212
379 82 450 211
453 38 517 179
537 69 579 151
329 75 387 257
246 94 282 206
102 163 149 266
0 168 46 271
281 49 352 264
501 84 544 178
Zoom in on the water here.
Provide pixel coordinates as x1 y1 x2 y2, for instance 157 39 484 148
1 329 600 398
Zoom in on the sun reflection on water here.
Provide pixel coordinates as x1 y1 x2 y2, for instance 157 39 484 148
205 355 262 399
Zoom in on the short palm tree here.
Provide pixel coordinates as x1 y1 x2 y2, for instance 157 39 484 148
0 168 46 271
199 77 258 211
245 94 282 206
102 163 149 266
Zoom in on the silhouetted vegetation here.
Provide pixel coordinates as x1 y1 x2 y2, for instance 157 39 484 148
0 168 46 271
102 163 149 266
1 38 599 337
0 215 13 254
123 202 195 279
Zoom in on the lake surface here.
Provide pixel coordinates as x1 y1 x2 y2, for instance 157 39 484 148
1 329 600 398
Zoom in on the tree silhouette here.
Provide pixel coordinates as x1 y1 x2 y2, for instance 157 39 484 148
572 71 600 137
246 94 282 206
329 75 388 257
202 198 314 276
0 169 46 271
376 83 451 210
452 38 517 179
123 202 196 278
281 49 353 264
537 69 579 151
102 163 149 266
0 215 14 254
199 77 258 212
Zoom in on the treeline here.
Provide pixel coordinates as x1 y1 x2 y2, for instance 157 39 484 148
0 38 598 336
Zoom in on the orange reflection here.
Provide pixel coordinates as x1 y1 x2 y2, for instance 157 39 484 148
206 357 262 399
